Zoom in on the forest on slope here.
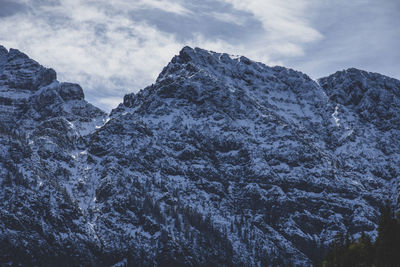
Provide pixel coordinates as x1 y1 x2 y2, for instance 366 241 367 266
317 203 400 267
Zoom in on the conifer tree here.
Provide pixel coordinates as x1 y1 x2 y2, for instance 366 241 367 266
375 202 400 267
321 202 400 267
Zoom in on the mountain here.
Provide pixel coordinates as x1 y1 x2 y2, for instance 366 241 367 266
0 45 399 266
0 45 107 266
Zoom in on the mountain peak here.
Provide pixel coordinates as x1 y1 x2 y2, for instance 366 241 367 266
2 45 400 267
155 46 262 87
0 45 105 131
117 46 324 129
319 67 400 98
0 45 7 59
0 45 57 91
174 46 250 66
319 67 400 130
8 47 30 61
177 45 196 61
171 46 217 65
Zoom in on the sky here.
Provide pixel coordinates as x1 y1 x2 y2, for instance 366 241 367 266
0 0 399 111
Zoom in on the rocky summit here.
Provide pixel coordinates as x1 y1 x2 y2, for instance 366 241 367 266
0 45 399 266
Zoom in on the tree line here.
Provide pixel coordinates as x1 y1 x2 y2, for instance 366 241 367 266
316 203 400 267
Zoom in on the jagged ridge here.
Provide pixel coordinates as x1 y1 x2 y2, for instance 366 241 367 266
0 45 399 266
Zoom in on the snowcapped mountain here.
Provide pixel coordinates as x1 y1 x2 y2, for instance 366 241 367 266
0 45 399 266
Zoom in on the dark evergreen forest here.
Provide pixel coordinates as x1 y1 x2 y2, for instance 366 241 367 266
316 203 400 267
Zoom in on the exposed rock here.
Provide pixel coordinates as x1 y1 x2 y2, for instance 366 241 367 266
0 45 399 266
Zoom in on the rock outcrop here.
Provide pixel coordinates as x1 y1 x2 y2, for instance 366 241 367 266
0 45 399 266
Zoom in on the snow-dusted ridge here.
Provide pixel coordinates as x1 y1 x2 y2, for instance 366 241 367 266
0 45 399 266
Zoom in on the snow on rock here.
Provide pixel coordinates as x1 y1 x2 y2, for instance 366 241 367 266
1 45 399 266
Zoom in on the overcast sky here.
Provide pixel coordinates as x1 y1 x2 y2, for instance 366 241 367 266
0 0 398 111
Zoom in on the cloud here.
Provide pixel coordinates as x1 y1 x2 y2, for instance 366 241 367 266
284 0 400 79
218 0 322 60
0 0 184 110
0 0 323 111
1 0 396 112
96 97 123 110
0 0 26 17
136 0 192 15
127 1 263 43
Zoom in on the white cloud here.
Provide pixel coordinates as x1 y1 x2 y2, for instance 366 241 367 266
138 0 191 15
1 0 396 113
98 0 191 15
0 0 185 111
96 97 124 110
211 11 247 25
218 0 322 60
0 0 324 111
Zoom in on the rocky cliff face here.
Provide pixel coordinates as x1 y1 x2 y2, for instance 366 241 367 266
0 45 107 266
0 45 399 266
